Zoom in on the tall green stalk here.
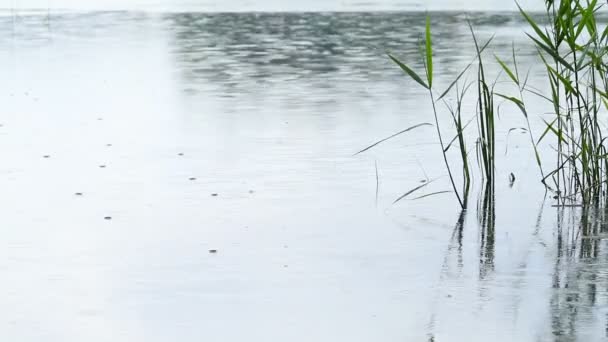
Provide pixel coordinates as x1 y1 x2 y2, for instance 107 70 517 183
469 22 496 188
388 15 466 208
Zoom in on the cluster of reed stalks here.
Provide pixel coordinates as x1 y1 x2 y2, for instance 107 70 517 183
386 17 496 209
510 0 608 204
383 0 608 208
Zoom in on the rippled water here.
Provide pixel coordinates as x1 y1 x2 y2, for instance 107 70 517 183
1 9 608 342
5 0 546 12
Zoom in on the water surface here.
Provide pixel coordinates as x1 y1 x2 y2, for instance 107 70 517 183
0 9 607 342
6 0 546 12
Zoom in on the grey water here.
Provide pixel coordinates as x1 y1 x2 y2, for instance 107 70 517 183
1 5 608 342
3 0 545 12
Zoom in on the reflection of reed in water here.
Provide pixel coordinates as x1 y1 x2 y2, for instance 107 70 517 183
428 193 608 340
426 208 467 342
478 186 495 280
451 209 466 271
549 206 608 341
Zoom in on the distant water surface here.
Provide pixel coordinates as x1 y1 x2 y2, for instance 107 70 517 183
5 0 545 12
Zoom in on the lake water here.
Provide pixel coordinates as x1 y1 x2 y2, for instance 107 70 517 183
5 0 546 12
1 6 608 342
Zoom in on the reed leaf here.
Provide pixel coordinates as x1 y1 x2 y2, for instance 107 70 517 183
425 16 433 88
495 55 519 85
517 2 555 48
410 191 451 201
393 179 436 204
388 54 428 89
528 34 574 71
355 122 432 155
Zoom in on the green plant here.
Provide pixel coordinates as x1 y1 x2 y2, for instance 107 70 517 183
366 0 608 208
388 17 467 208
510 0 608 204
387 16 498 208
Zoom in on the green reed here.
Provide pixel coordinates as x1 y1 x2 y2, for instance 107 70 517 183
387 17 464 208
469 23 496 190
385 0 608 206
512 0 608 204
388 17 496 208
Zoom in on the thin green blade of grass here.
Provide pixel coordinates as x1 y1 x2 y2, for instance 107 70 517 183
541 157 572 184
535 118 555 145
437 65 469 101
537 118 567 145
590 85 608 99
575 0 598 39
522 68 532 89
601 23 608 41
425 15 433 88
496 93 527 117
575 1 592 39
437 36 493 101
528 34 574 71
511 43 520 81
393 179 436 204
495 55 519 85
388 54 428 89
517 2 555 48
354 122 432 155
574 42 593 70
410 191 452 201
534 148 542 170
547 65 576 94
523 86 561 105
443 116 476 152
